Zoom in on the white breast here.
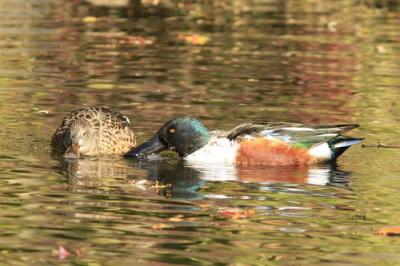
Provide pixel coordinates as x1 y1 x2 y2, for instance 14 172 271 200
308 143 332 161
185 137 239 164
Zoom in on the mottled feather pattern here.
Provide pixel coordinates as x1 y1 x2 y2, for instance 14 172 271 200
51 106 136 156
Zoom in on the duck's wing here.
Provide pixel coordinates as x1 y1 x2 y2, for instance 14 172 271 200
95 106 131 127
265 124 359 146
226 122 360 147
225 122 296 140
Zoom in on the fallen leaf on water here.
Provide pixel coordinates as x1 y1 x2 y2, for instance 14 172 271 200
152 223 168 230
260 242 282 249
58 245 70 260
177 34 209 45
120 36 154 46
334 204 355 211
375 226 400 236
168 215 184 222
218 208 256 220
327 21 338 32
376 45 386 54
83 16 97 23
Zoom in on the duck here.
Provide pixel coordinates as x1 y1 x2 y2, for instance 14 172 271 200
124 117 362 166
51 106 136 158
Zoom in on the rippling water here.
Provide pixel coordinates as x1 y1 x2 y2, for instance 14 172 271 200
1 0 400 265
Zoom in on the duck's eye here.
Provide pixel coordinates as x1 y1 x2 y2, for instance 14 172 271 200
169 128 176 134
83 132 87 136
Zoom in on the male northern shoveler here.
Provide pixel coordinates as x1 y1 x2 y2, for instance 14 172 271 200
124 117 362 166
51 106 136 158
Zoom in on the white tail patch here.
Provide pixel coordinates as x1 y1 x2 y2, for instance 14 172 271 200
308 143 332 161
333 139 363 148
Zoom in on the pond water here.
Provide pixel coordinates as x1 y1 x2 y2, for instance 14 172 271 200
1 0 400 265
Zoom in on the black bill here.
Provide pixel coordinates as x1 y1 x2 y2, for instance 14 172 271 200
124 135 166 158
63 142 80 159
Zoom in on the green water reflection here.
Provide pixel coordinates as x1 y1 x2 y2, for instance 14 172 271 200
0 0 400 265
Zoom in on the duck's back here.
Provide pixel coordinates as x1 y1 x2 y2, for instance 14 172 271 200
51 106 136 155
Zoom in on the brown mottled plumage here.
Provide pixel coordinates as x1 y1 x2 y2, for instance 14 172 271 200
51 106 136 158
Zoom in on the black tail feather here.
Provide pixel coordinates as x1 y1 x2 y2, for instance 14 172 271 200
331 137 364 159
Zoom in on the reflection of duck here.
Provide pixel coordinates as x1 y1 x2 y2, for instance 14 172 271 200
187 162 346 186
58 154 349 200
60 156 140 186
51 106 136 158
125 117 363 165
132 160 206 199
129 159 350 199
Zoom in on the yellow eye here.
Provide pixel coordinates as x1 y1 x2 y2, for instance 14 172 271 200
169 128 175 133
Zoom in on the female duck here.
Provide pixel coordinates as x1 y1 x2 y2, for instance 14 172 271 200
52 106 136 158
124 117 362 165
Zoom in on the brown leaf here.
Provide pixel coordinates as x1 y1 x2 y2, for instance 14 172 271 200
218 208 256 220
82 16 97 23
375 226 400 236
168 215 184 222
58 245 70 260
334 204 355 211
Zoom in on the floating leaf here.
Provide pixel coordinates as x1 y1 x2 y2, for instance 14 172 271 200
376 45 386 54
83 16 97 23
87 83 114 90
177 34 210 45
218 208 256 220
120 36 154 46
58 245 70 260
168 215 184 222
375 226 400 236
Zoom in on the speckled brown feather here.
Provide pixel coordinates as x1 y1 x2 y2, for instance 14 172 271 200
51 106 136 156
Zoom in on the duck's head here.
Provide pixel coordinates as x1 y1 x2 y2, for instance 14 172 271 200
125 117 210 158
63 119 93 159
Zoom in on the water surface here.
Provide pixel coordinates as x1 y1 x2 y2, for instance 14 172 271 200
0 0 400 265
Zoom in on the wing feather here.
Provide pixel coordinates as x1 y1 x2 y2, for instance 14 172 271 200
225 122 359 148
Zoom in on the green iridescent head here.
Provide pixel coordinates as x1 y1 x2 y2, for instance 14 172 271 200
125 117 210 158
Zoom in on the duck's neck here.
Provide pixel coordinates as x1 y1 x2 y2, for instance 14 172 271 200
181 132 210 157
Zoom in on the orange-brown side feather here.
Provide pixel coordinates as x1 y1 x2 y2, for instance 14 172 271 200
236 138 311 166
